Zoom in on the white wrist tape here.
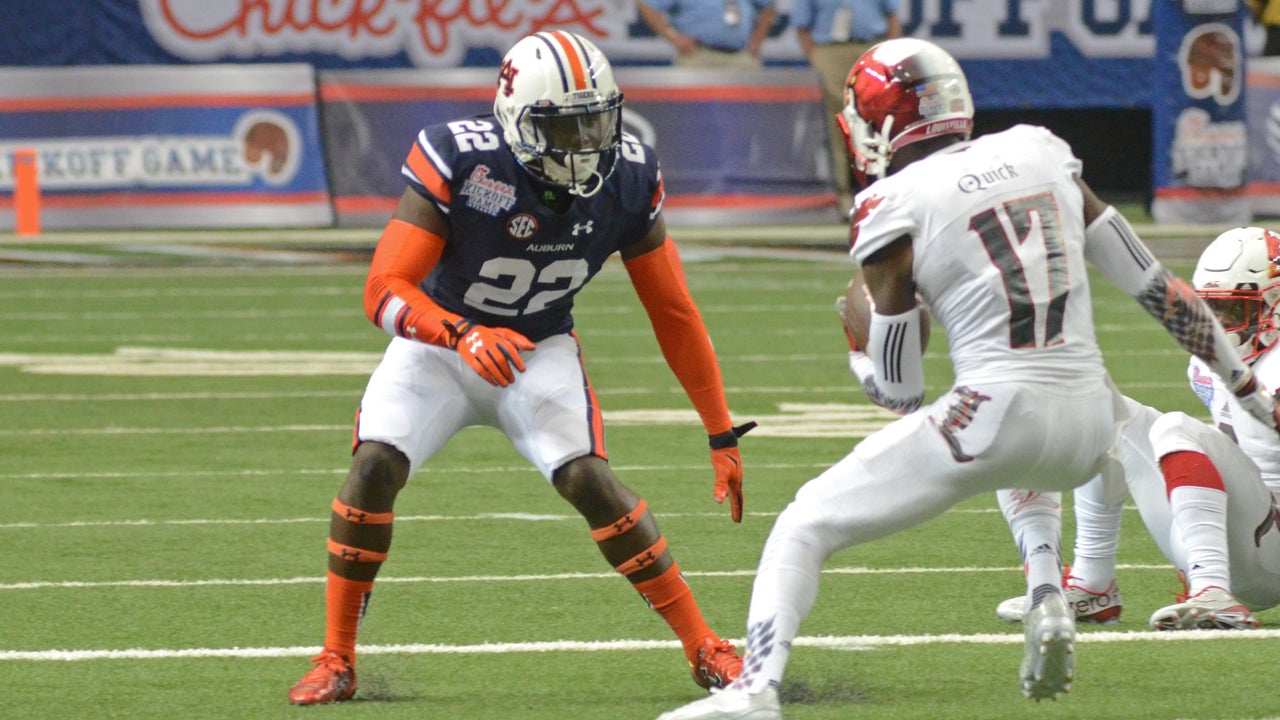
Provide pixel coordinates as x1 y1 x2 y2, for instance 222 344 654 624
867 306 926 410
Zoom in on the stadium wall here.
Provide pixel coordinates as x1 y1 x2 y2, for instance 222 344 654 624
0 1 1278 228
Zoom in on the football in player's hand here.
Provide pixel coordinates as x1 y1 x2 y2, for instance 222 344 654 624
838 271 931 352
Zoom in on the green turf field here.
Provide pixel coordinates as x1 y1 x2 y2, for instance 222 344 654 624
2 233 1278 720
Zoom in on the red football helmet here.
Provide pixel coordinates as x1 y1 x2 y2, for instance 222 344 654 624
838 38 974 187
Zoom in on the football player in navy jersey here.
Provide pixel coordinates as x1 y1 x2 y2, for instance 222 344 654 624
288 30 754 705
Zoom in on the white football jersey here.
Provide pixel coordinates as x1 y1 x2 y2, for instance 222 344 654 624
1188 346 1280 491
850 124 1106 385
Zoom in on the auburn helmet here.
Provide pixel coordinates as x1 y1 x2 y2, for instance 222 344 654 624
1193 226 1280 363
838 38 974 187
493 31 624 197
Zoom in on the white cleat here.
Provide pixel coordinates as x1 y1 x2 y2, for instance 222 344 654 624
1148 586 1259 631
656 685 782 720
997 577 1121 624
1019 592 1076 701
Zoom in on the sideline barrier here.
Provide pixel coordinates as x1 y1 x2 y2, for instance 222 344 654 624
319 67 836 227
0 65 834 229
1247 57 1280 218
0 64 332 230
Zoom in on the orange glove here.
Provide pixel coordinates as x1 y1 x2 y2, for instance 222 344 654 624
444 319 535 387
709 421 757 523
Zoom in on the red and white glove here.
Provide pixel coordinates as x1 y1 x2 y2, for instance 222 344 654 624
444 319 535 387
710 421 757 523
836 295 863 353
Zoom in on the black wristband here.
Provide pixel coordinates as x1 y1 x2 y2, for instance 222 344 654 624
709 421 757 449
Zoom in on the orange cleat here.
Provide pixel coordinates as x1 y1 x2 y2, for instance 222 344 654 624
288 649 356 705
689 637 743 690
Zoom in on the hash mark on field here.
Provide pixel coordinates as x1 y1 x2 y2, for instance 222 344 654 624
5 629 1278 662
0 563 1171 591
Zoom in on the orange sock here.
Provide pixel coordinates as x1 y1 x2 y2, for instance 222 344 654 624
631 563 714 660
324 571 374 664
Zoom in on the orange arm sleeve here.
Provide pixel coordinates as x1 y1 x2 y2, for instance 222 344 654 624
624 239 732 435
363 218 463 347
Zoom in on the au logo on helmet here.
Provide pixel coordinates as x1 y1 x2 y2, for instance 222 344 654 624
492 31 624 198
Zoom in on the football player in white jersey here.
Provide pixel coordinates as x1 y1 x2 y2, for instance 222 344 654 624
996 226 1280 631
288 31 755 705
656 39 1280 720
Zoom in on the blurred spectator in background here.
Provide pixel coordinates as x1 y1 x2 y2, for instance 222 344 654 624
793 0 901 216
1250 0 1280 56
637 0 777 69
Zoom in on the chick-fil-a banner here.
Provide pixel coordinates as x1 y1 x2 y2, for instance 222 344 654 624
0 64 331 229
1247 58 1280 217
320 67 833 226
1150 0 1249 224
6 0 1165 110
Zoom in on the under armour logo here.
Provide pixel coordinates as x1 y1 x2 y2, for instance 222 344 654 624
572 221 594 236
340 548 363 561
345 508 368 523
611 515 636 534
634 551 657 569
465 330 483 353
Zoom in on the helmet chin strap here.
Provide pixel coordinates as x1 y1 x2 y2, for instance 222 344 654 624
546 153 605 198
567 169 604 197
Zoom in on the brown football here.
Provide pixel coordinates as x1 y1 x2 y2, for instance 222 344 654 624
841 270 931 352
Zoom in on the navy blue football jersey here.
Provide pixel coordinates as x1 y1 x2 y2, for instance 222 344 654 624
401 114 664 341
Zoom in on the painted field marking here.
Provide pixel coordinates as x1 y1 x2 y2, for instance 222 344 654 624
0 402 899 438
5 627 1278 662
0 563 1171 592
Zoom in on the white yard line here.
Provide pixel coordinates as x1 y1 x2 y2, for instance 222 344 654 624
4 626 1272 662
0 563 1169 592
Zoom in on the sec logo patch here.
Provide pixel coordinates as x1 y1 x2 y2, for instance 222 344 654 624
507 213 538 240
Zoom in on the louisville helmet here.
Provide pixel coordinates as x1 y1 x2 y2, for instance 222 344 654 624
838 38 974 187
1193 226 1280 363
493 30 623 197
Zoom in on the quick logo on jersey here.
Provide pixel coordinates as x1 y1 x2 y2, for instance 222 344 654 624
460 165 516 216
507 213 539 240
958 163 1019 193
